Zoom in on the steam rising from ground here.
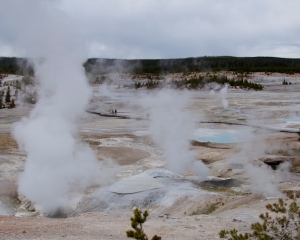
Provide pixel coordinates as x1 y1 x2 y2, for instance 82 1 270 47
209 84 229 109
207 85 289 197
2 1 100 214
142 90 209 180
220 84 229 109
228 128 284 197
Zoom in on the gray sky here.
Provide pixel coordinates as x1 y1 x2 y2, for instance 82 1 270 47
1 0 300 59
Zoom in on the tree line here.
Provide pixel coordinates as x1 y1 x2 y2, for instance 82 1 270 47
0 57 34 75
84 57 300 75
135 75 263 91
0 76 35 109
0 85 16 109
2 56 300 75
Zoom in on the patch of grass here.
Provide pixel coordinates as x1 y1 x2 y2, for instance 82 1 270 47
274 148 300 156
9 191 21 205
277 149 294 156
283 190 300 198
290 165 300 176
190 202 224 215
198 185 240 195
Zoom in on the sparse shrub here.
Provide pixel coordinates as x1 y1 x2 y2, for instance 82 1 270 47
91 75 106 84
15 80 21 90
135 82 143 89
145 80 160 89
126 208 161 240
219 195 300 239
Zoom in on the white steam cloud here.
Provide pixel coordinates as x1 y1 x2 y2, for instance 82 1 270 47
1 1 100 214
228 129 284 197
142 90 209 180
220 84 229 109
209 84 229 109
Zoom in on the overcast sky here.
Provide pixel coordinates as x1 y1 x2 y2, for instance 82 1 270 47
1 0 300 59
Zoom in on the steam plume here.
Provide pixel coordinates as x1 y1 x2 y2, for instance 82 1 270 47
220 84 229 109
1 1 99 214
228 129 283 197
142 90 209 180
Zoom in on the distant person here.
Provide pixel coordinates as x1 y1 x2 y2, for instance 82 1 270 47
115 109 117 115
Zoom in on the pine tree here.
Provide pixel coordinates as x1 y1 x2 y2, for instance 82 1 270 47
5 86 11 103
0 94 3 109
219 196 300 239
8 99 15 109
15 80 21 90
126 209 161 240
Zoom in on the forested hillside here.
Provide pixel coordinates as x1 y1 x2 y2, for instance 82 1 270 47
2 56 300 75
0 57 34 75
84 56 300 74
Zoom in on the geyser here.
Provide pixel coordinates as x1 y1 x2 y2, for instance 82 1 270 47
220 84 229 109
142 90 209 180
1 1 100 214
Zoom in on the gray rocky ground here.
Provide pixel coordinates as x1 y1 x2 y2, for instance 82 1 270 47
0 72 299 239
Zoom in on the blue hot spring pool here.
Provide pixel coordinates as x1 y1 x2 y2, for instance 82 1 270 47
198 132 237 143
284 117 300 123
194 129 242 144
